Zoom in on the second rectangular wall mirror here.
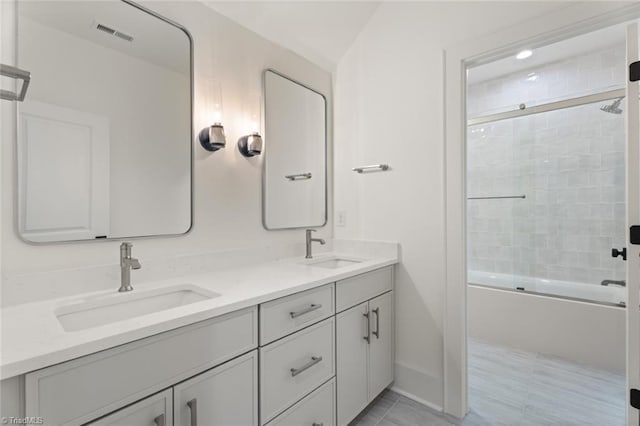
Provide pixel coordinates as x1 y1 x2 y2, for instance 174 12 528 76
262 69 327 230
16 0 192 243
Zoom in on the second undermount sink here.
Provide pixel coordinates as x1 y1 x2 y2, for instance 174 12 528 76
55 284 219 332
306 256 363 269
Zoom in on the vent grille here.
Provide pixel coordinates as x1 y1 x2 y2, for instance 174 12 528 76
114 31 134 42
95 22 134 42
96 23 115 35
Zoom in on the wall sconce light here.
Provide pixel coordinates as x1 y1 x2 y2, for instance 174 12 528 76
199 79 226 152
237 94 263 157
237 133 263 157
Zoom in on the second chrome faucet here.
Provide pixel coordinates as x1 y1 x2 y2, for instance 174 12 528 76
305 229 325 259
119 242 141 292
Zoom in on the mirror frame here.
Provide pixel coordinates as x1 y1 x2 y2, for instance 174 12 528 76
15 0 194 244
261 68 328 231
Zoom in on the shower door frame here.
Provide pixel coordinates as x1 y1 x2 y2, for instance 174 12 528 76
443 2 640 421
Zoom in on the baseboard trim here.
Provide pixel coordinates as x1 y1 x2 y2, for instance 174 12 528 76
389 386 444 413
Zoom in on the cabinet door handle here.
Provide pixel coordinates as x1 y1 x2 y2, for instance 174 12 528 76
154 414 165 426
312 423 324 426
187 398 198 426
372 307 380 339
363 311 370 343
290 356 323 377
290 303 322 319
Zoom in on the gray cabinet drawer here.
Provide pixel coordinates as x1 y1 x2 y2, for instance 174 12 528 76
260 317 335 424
336 267 393 312
267 378 336 426
26 307 257 426
260 283 335 345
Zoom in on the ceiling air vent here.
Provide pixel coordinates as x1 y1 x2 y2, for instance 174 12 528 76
94 22 134 42
96 23 116 35
114 31 134 42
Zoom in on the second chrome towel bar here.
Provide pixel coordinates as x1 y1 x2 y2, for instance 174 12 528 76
352 164 389 173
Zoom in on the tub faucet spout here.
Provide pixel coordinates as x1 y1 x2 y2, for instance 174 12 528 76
601 279 625 287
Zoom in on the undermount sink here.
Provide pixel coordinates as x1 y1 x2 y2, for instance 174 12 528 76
306 257 363 269
55 285 219 332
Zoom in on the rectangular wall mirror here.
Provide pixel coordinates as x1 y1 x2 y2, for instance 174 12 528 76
16 0 192 243
262 69 327 230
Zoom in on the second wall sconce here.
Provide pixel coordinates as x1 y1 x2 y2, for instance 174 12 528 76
237 94 262 157
237 133 262 157
199 79 226 152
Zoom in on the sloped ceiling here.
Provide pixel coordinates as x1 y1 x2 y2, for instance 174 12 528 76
204 1 381 70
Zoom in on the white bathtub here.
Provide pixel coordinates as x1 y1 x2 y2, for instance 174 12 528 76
468 270 626 306
468 270 626 373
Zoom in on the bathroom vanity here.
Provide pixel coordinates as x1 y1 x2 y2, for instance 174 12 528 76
0 251 397 426
1 1 395 424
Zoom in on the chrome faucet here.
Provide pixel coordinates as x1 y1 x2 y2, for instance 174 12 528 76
305 229 325 259
601 279 625 287
119 242 141 292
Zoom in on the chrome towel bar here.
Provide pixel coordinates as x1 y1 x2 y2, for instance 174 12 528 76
285 172 312 181
352 164 389 173
0 64 31 102
467 195 526 200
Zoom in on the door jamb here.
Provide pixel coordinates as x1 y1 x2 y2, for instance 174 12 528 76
443 2 640 419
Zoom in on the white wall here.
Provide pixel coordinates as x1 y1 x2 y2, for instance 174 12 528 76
1 1 332 306
333 1 584 410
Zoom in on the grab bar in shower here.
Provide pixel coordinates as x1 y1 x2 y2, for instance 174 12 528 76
467 195 526 200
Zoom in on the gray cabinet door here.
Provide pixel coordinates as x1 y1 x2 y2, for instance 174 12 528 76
174 350 258 426
368 291 394 400
336 302 369 426
87 389 172 426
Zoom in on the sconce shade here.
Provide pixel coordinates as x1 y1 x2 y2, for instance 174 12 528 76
199 124 226 152
237 133 263 157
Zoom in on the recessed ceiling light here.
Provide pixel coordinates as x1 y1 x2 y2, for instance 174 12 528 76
516 49 533 60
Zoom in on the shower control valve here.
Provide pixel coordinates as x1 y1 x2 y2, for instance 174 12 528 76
611 247 627 261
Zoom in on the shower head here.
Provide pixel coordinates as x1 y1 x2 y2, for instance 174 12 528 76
601 97 623 115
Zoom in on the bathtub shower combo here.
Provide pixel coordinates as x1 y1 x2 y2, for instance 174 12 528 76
466 27 628 373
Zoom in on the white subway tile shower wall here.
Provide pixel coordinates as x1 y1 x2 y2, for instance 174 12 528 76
467 45 626 118
467 44 626 288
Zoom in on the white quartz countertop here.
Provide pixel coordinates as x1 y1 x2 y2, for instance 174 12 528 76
0 247 398 380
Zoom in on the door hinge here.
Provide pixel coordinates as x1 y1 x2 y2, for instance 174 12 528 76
631 61 640 82
632 388 640 410
631 226 640 245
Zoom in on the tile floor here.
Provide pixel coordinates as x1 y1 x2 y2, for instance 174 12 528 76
352 339 626 426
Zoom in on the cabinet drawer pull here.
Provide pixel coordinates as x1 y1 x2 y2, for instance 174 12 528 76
372 307 380 339
312 423 324 426
154 414 165 426
290 356 323 377
363 311 370 343
187 398 198 426
290 303 322 319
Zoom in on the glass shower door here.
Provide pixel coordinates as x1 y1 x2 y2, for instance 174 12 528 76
467 119 521 292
